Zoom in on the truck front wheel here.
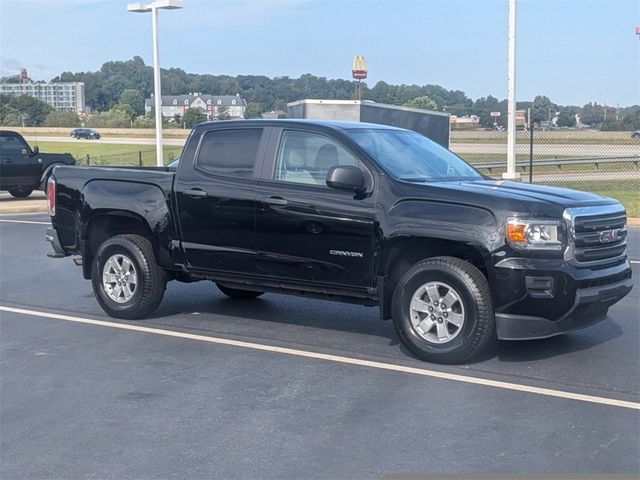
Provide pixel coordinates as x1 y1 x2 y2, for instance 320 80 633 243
391 256 495 364
91 234 167 319
216 283 264 299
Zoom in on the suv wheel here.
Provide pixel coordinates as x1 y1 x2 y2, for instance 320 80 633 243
216 283 264 299
391 256 495 364
91 234 167 319
8 188 33 198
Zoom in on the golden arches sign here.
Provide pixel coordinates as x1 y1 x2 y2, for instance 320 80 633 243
352 55 367 80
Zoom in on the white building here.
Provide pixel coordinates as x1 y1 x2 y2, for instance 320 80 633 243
145 93 247 120
0 70 85 114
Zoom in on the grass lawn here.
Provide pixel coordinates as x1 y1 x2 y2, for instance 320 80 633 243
32 141 183 166
534 180 640 217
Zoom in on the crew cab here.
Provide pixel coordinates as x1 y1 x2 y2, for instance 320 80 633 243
45 120 633 363
0 130 75 197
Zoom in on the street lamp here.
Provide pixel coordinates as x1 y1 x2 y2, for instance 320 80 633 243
503 0 520 180
127 0 183 167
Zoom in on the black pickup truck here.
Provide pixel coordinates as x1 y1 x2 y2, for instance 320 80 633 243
0 130 75 197
46 120 632 363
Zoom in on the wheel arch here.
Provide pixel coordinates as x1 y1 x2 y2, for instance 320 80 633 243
378 235 492 320
82 211 155 279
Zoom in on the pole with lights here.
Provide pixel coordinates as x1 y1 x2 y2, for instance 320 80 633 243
127 0 183 167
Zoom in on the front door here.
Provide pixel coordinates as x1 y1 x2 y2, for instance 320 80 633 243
174 126 269 274
0 134 40 189
255 129 377 288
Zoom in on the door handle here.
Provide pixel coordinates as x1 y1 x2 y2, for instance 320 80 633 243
262 196 288 206
184 188 207 198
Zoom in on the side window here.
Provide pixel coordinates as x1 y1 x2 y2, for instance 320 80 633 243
196 129 263 178
274 131 361 186
0 135 28 154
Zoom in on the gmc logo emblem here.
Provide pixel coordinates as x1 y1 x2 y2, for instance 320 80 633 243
599 229 621 244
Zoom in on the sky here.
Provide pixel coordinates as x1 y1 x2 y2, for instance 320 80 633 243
0 0 638 106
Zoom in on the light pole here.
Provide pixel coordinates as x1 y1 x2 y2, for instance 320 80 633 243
127 0 183 167
503 0 520 180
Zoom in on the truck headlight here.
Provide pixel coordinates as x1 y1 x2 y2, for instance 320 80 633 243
506 218 564 251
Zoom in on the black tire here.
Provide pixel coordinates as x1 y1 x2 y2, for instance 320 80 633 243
91 234 167 319
391 256 495 364
216 283 264 300
8 188 33 198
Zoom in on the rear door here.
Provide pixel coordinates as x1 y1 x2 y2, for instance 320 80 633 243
255 128 377 288
174 126 270 274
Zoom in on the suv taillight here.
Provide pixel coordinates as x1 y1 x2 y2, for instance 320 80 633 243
47 176 56 216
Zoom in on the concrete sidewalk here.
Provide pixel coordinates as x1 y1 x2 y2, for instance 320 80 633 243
0 191 47 214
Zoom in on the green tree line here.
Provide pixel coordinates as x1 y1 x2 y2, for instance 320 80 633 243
2 56 638 130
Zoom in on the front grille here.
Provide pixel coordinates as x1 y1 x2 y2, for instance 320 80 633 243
564 205 628 267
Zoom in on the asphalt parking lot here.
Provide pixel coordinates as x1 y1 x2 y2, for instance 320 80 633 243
1 213 639 479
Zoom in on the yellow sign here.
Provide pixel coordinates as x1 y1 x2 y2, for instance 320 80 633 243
352 55 367 79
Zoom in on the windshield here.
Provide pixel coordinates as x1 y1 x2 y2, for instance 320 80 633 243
347 129 483 182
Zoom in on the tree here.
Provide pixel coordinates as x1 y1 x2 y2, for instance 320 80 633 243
119 89 145 116
44 111 80 127
244 102 263 119
112 103 136 122
403 96 437 111
183 108 206 128
620 106 640 131
556 108 576 127
0 94 53 126
531 95 557 124
216 105 230 120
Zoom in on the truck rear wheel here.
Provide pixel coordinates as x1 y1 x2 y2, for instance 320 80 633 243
391 256 495 364
8 188 33 198
91 234 167 319
216 283 264 299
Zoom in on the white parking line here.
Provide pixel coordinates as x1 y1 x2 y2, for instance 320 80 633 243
0 219 50 225
1 305 638 411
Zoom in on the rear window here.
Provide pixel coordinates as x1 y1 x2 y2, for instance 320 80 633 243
196 129 263 178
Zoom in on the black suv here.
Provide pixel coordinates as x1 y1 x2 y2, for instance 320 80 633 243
0 130 75 197
70 128 100 140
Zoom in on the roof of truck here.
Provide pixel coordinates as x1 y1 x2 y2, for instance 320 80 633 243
195 119 406 131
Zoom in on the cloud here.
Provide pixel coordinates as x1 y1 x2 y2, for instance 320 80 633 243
0 57 57 81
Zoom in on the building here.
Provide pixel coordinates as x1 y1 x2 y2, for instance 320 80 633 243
287 99 450 147
145 93 247 120
449 115 480 127
0 69 85 114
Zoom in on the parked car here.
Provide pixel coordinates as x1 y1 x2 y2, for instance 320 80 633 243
70 128 100 140
46 120 632 364
0 130 75 198
631 130 640 139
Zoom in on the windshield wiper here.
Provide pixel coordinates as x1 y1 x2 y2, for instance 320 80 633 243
399 177 432 182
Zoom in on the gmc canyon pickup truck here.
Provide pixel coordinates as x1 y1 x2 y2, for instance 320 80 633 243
46 120 633 363
0 130 75 197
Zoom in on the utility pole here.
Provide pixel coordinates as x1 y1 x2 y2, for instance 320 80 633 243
503 0 520 180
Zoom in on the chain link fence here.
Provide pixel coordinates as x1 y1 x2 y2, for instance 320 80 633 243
79 147 182 167
451 129 640 217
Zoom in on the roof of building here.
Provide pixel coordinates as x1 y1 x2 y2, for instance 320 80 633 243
145 94 247 108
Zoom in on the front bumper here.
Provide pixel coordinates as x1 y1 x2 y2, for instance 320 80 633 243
493 256 633 340
495 276 633 340
45 227 67 258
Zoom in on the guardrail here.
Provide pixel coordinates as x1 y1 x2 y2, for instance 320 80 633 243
474 156 640 174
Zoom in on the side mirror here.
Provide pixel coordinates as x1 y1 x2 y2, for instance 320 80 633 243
32 146 39 155
326 165 365 193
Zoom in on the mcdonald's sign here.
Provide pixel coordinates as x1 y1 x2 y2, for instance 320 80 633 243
352 56 367 80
